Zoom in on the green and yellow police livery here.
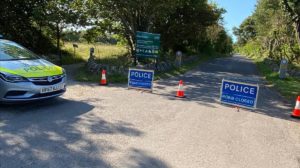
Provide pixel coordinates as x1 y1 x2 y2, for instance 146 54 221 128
0 39 66 102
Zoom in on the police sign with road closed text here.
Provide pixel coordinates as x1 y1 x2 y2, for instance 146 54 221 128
220 79 259 109
128 69 154 91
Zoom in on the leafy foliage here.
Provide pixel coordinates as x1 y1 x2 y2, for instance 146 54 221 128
235 0 300 64
281 0 300 43
91 0 232 57
233 17 256 45
0 0 55 53
0 0 232 62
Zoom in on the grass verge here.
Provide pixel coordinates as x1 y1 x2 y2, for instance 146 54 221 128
247 55 300 100
75 65 128 83
75 52 229 84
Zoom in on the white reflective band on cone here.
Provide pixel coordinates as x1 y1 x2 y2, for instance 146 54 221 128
296 101 300 109
102 75 106 80
178 84 183 91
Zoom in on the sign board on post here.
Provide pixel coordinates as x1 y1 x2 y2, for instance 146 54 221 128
220 79 259 109
73 44 78 48
136 31 160 58
128 68 154 91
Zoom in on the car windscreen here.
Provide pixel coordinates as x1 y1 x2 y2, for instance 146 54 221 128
0 40 39 61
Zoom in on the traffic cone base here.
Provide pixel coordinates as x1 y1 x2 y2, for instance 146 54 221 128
175 95 186 98
175 90 186 98
291 110 300 118
100 80 108 85
291 96 300 118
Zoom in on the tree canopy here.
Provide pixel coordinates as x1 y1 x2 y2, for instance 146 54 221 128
0 0 233 61
235 0 300 63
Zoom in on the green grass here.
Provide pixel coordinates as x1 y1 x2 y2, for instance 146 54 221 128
61 42 129 82
61 50 86 65
247 55 300 100
61 42 128 65
62 42 230 84
75 65 128 83
75 52 229 84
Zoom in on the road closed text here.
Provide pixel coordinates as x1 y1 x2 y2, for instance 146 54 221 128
221 94 254 105
220 80 259 109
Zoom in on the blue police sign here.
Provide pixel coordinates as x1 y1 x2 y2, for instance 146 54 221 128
220 79 259 109
128 69 154 91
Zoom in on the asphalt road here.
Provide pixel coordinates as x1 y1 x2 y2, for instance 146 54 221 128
0 55 299 168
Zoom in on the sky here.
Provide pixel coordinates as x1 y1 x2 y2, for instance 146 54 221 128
211 0 257 41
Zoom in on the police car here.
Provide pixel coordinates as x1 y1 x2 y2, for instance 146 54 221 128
0 38 66 102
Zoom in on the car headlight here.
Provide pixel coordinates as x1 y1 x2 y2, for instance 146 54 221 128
0 72 28 83
62 68 66 77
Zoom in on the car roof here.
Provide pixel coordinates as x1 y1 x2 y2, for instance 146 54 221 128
0 39 23 47
0 39 15 43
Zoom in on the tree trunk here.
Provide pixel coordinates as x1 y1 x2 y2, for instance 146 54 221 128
296 21 300 45
124 33 136 65
56 22 62 65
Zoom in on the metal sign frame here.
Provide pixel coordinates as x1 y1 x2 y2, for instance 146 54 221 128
128 68 155 91
220 79 260 109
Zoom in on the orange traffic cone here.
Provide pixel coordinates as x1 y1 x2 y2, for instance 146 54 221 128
176 80 186 98
100 69 108 85
291 96 300 118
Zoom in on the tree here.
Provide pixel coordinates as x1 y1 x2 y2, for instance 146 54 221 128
236 0 300 63
281 0 300 44
0 0 54 53
82 28 103 43
92 0 228 58
0 0 232 63
253 0 299 61
92 0 178 56
153 1 225 52
33 0 89 64
207 25 233 53
233 16 256 45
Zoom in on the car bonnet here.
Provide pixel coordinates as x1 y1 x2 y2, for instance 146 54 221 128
0 59 63 78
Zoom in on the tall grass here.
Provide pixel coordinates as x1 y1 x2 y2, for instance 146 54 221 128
237 45 300 100
62 42 128 65
255 59 300 100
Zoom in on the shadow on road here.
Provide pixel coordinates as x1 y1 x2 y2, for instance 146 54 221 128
155 55 298 123
125 148 170 168
0 98 147 168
